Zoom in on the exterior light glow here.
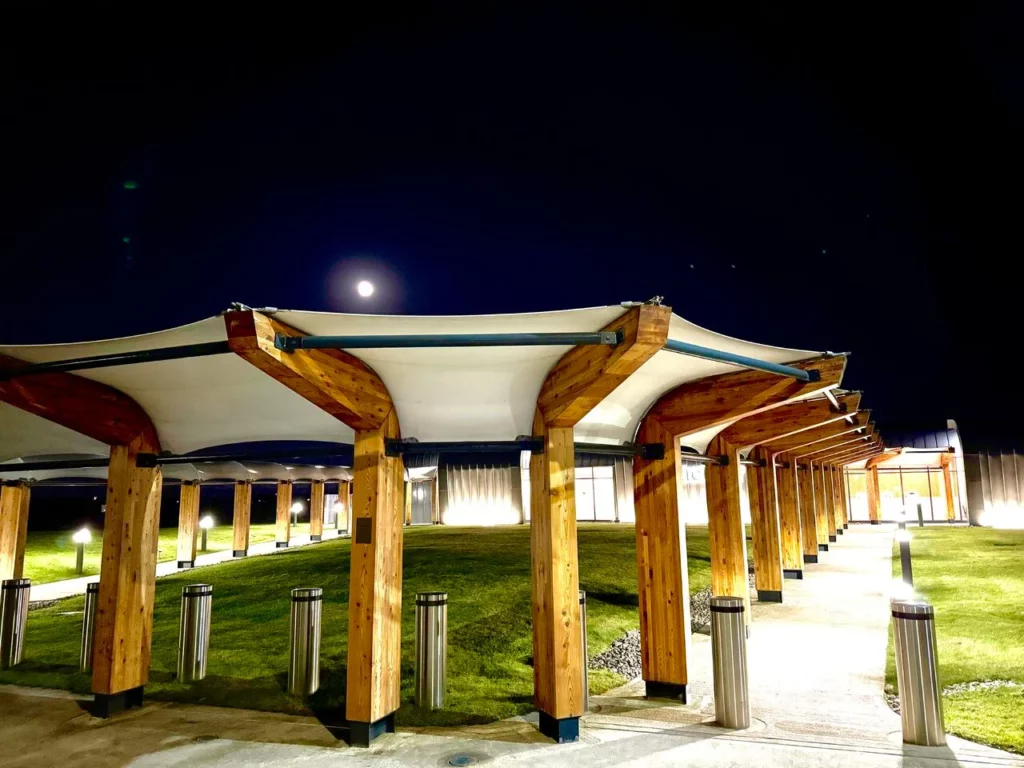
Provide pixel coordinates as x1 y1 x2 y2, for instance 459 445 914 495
894 529 911 543
199 515 215 530
291 501 304 514
314 465 325 469
890 579 915 601
357 280 374 297
246 469 258 475
72 527 92 545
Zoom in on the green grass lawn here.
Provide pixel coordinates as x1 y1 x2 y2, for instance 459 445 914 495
888 527 1024 754
22 524 282 584
0 524 711 726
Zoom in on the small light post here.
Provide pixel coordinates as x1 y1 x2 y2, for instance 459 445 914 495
72 527 91 575
199 515 215 552
291 501 304 528
333 501 344 531
896 527 913 587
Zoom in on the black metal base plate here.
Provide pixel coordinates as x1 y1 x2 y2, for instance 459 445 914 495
757 589 782 603
803 554 819 563
843 524 849 529
870 520 880 525
783 569 803 580
538 711 579 743
818 543 829 552
828 535 837 542
310 534 322 542
348 713 395 747
275 541 289 549
645 680 687 703
177 560 193 569
232 550 247 558
836 529 844 536
92 686 144 718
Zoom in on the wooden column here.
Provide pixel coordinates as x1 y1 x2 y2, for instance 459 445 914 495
866 466 881 523
175 481 201 568
811 462 830 550
796 464 821 562
276 481 293 548
232 481 252 557
346 408 404 744
747 446 783 602
941 456 956 521
92 445 162 715
0 481 31 581
431 476 440 525
820 463 837 542
776 454 804 577
633 416 690 702
829 466 843 536
404 480 412 526
705 435 751 620
309 480 325 541
838 468 850 529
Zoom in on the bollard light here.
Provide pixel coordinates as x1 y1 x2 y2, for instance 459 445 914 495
894 528 911 544
72 527 91 575
332 501 344 530
199 515 214 552
291 501 304 526
896 527 913 587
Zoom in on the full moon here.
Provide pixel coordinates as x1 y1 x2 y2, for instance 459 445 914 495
356 280 374 298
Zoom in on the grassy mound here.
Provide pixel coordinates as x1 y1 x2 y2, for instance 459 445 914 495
888 526 1024 754
1 524 712 726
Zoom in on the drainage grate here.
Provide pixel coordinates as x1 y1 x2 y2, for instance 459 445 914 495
448 756 478 767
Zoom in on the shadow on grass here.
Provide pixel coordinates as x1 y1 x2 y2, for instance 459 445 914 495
586 590 639 608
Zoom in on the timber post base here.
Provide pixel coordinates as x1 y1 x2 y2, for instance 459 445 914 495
92 686 144 718
843 524 849 529
783 569 803 580
645 681 687 703
177 560 193 569
870 520 880 525
538 711 580 743
310 534 321 542
836 529 844 536
803 554 818 564
828 535 837 543
347 713 395 748
757 589 782 603
232 549 247 558
275 541 289 549
818 544 828 552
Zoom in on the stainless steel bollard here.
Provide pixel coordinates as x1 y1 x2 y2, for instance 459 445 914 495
415 592 447 709
289 587 322 697
176 584 212 683
711 595 750 729
892 599 945 746
79 582 99 672
0 579 30 670
579 590 589 713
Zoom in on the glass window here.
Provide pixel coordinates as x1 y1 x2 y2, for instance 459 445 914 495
878 471 903 518
846 469 867 521
593 477 616 520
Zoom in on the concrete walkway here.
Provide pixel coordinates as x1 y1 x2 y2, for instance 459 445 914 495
29 529 348 603
2 524 1020 766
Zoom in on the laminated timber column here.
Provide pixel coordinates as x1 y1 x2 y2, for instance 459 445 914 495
232 481 252 557
309 480 325 540
776 456 804 577
275 481 293 548
225 308 400 747
821 463 837 542
830 466 844 536
940 455 957 521
866 466 881 524
533 302 670 740
0 481 31 581
92 444 163 715
706 435 753 619
838 467 851 529
811 462 831 549
796 463 821 562
746 446 782 602
175 481 201 569
404 480 412 526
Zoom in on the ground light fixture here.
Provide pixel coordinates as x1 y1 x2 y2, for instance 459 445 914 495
291 500 304 526
72 527 91 574
199 515 215 552
895 527 913 587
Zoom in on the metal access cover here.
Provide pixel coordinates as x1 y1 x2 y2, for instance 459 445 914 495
447 755 478 767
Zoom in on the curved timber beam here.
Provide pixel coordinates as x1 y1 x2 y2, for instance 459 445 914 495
762 410 871 454
717 392 860 449
865 448 902 469
532 302 670 742
225 309 402 745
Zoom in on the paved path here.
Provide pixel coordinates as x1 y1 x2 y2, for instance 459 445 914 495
29 529 348 603
2 524 1020 766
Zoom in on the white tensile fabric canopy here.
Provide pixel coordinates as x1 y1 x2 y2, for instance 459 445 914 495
0 304 821 472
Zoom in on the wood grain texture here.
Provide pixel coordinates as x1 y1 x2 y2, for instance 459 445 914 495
346 408 404 724
866 449 902 469
404 481 412 526
718 393 860 448
649 355 846 438
812 437 882 464
632 414 691 688
829 466 844 532
705 436 751 620
866 466 881 522
275 481 292 545
811 462 831 544
175 482 200 564
232 481 252 553
820 464 837 538
225 310 393 431
0 354 160 453
940 455 956 520
0 482 31 581
829 444 884 465
529 409 583 718
796 464 821 555
760 411 871 453
775 453 803 570
747 446 783 593
92 445 162 695
309 480 325 537
538 304 671 428
793 433 871 459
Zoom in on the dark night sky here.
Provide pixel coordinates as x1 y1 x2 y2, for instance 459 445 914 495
2 5 1021 450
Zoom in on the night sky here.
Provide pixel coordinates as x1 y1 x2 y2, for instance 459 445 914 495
2 6 1021 450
